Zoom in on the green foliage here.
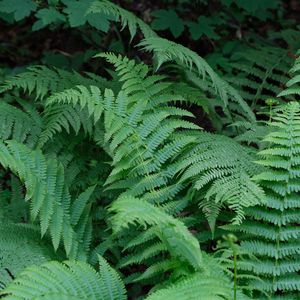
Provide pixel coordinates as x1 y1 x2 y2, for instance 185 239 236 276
0 141 92 259
0 222 57 289
1 257 126 300
0 101 41 147
227 101 300 297
139 37 255 122
146 272 232 300
1 0 300 298
224 45 295 108
0 0 37 21
151 10 184 38
178 132 265 226
110 195 202 271
62 0 113 32
187 16 219 40
33 7 66 31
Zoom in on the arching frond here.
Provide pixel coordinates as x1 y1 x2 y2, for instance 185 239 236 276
87 0 156 39
0 222 56 290
178 131 265 225
139 37 255 121
109 195 202 271
1 257 126 300
0 65 114 100
0 101 41 147
0 141 92 259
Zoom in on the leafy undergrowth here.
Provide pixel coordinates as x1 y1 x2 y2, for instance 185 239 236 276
1 0 300 299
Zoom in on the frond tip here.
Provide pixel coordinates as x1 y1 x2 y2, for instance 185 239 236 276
109 195 203 271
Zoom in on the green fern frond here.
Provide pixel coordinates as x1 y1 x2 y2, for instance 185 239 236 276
229 101 300 297
87 0 156 39
139 37 255 121
145 272 232 300
178 131 265 225
0 65 113 100
225 46 294 107
278 49 300 98
1 257 126 300
0 222 57 289
0 140 91 259
0 102 41 147
109 195 202 271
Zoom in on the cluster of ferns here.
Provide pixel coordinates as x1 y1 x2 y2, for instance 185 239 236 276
1 1 300 299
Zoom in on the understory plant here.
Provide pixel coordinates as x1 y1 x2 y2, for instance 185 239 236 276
0 0 300 299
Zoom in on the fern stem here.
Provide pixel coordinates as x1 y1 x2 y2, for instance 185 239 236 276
233 250 237 300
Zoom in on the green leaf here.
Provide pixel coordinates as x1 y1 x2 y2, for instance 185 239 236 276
86 12 111 32
33 8 66 31
62 0 112 32
0 0 37 21
187 16 219 40
221 0 233 7
151 9 184 38
236 0 279 13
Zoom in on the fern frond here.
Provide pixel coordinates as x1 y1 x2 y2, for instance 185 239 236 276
0 102 41 147
0 141 91 259
225 46 294 106
139 37 255 121
178 131 265 225
0 65 113 100
278 49 300 98
230 101 300 297
87 0 156 39
0 222 56 289
1 257 126 300
109 195 202 271
145 272 232 300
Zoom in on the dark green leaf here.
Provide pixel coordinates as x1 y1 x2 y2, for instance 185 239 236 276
0 0 37 21
152 9 184 38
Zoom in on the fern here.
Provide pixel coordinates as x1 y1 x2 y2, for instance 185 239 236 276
1 256 126 300
227 101 300 297
139 37 255 122
145 251 251 300
0 222 56 290
225 46 294 108
0 65 114 100
109 195 202 271
0 140 93 259
2 3 296 295
0 101 41 147
39 103 96 147
178 131 265 225
146 272 231 300
278 49 300 98
87 0 156 39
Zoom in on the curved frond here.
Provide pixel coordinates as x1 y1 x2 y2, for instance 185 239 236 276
0 140 91 259
1 257 126 300
109 195 202 271
139 37 255 121
0 222 56 289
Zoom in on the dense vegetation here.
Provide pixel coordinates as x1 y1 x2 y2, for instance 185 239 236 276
1 0 300 299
